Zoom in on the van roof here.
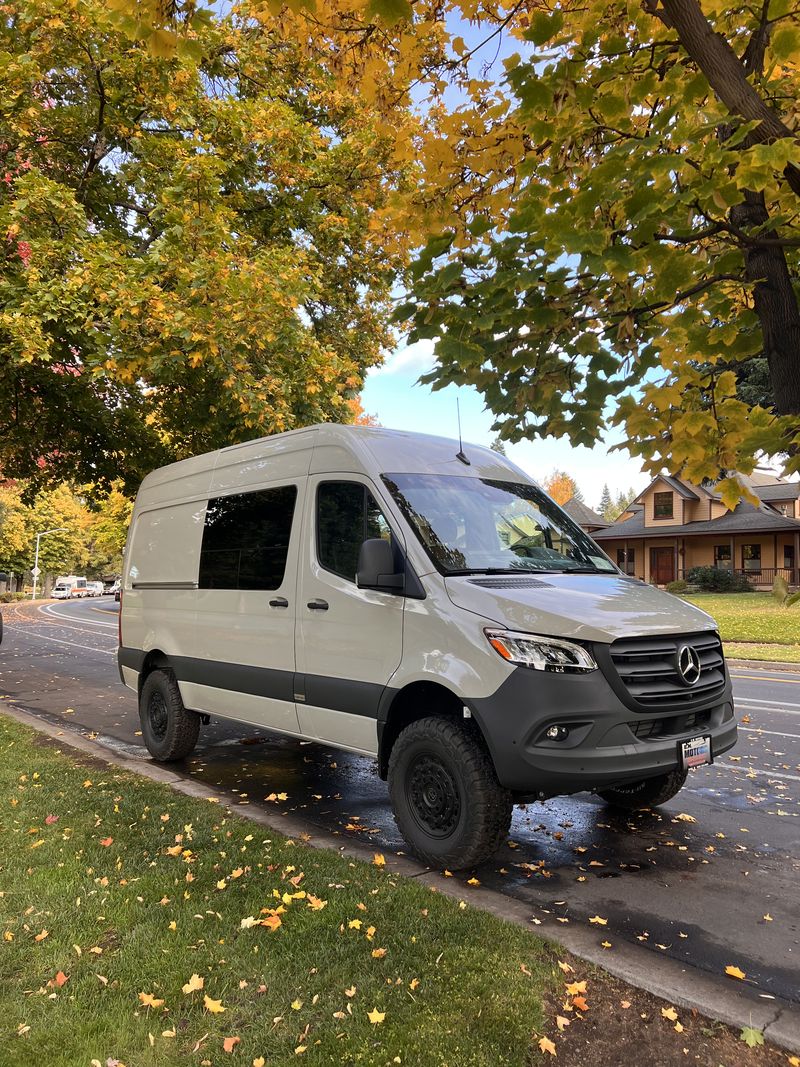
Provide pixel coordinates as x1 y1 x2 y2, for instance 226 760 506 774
138 424 533 496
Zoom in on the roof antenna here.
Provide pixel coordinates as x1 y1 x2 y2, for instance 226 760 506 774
455 397 471 466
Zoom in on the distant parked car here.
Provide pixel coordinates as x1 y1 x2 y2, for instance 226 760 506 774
87 581 104 597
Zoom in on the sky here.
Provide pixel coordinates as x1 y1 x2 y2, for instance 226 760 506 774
361 340 650 511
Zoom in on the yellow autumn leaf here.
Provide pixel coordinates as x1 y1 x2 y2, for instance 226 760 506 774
254 1059 266 1067
204 994 226 1013
466 877 480 886
588 915 607 925
661 1006 678 1021
291 999 303 1010
368 1008 386 1024
139 992 165 1008
556 1016 570 1031
725 965 746 980
674 813 696 823
538 1036 557 1056
372 853 386 867
182 974 204 994
565 981 586 995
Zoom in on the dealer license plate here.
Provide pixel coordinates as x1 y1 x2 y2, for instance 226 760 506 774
680 735 712 770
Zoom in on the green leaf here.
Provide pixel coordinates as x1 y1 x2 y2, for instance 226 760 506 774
524 11 564 45
739 1026 764 1048
770 25 800 62
366 0 413 25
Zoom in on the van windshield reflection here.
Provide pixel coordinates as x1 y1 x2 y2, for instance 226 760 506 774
382 473 617 576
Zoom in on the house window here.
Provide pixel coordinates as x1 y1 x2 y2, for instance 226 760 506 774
742 544 761 574
616 547 635 575
713 545 732 570
785 545 795 571
653 492 673 519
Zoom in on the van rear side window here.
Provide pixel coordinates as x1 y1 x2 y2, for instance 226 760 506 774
199 485 297 591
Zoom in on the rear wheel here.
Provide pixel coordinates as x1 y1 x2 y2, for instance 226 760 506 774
139 668 200 761
598 767 688 810
388 717 513 869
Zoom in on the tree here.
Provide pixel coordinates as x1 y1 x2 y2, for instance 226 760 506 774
543 470 583 506
405 0 800 507
490 437 507 455
598 484 613 521
87 485 133 575
1 1 418 494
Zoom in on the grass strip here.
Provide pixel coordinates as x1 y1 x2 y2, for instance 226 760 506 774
0 715 555 1067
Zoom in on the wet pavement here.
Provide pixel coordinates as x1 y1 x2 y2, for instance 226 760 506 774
1 598 798 1011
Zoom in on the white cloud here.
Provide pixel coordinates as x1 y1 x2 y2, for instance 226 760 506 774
369 340 436 378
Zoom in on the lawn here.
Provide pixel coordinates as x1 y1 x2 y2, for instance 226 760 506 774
0 715 556 1067
682 593 800 662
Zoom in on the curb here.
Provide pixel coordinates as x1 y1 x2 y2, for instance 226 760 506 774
726 657 800 673
2 701 799 1053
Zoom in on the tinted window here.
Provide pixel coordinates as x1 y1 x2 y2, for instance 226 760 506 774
199 485 297 590
318 482 392 581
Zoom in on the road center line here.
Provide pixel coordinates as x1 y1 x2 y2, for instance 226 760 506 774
730 673 800 685
715 762 800 785
740 726 800 741
39 604 118 629
11 630 117 657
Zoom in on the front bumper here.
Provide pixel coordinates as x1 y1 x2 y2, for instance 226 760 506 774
468 663 736 797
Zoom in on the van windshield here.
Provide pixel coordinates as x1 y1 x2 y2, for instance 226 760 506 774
382 474 617 576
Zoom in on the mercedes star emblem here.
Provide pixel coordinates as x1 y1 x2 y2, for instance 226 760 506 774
677 644 701 686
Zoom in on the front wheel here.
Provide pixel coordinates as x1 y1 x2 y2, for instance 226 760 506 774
139 668 200 761
598 767 688 810
388 717 513 869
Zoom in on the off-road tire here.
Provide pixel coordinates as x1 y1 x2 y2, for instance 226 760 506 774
388 717 513 869
598 767 688 810
139 668 200 761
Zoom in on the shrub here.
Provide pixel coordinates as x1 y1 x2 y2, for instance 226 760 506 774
665 579 688 594
686 566 754 593
0 592 27 603
773 575 790 604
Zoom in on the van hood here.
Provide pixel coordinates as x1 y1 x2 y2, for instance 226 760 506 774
444 573 716 644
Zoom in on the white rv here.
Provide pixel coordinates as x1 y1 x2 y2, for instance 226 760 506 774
53 575 88 599
119 426 736 867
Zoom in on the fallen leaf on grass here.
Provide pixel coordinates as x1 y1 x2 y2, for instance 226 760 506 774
344 986 356 998
139 992 165 1008
261 915 282 932
556 961 574 974
538 1036 556 1056
204 995 225 1014
182 974 204 994
45 815 58 825
371 947 387 959
368 1008 386 1024
253 1059 265 1067
34 930 49 942
373 853 386 867
223 1037 240 1053
100 837 113 847
725 965 746 980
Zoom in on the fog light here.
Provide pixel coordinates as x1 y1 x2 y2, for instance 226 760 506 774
546 725 568 741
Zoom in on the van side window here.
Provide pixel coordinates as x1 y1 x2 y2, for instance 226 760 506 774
317 482 393 582
199 485 297 591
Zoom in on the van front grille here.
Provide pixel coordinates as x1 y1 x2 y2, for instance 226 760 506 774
628 709 712 739
609 631 725 709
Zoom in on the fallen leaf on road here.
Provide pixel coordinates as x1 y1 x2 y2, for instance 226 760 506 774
555 1016 570 1031
372 853 386 867
565 981 586 995
661 1006 678 1022
740 1026 764 1048
538 1036 556 1056
725 965 746 980
572 995 589 1012
674 813 696 823
589 915 607 925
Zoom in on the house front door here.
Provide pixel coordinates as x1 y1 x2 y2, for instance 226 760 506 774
650 547 675 585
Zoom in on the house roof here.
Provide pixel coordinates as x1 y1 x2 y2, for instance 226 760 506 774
633 474 699 504
594 500 800 540
562 497 610 528
755 482 800 501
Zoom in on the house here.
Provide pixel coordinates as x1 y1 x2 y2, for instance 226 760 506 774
561 498 611 534
592 472 800 587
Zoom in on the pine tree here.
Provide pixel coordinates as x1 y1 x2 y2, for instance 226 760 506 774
598 484 613 520
489 437 507 456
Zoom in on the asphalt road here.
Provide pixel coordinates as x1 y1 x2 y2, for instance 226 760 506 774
1 598 798 1012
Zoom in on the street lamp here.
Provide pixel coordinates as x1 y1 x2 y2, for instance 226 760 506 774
31 528 68 601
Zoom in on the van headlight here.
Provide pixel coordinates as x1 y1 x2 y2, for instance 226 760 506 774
485 630 597 673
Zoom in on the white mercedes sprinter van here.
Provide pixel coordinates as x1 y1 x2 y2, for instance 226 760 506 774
119 426 736 867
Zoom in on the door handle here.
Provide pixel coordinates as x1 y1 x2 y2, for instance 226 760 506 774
269 597 289 608
307 598 329 611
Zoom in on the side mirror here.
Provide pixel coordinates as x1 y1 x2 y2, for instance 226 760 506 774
357 538 404 592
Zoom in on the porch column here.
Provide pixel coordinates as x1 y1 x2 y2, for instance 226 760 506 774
795 531 800 587
730 535 735 574
774 533 778 580
623 540 628 574
674 538 679 582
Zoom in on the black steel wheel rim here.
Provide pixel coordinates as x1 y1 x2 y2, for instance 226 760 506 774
147 690 169 741
407 754 461 838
